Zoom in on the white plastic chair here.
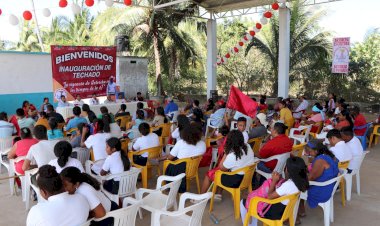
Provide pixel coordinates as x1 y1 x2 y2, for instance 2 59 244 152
256 152 290 179
25 168 46 210
8 156 26 199
209 147 219 170
85 161 141 204
205 118 223 138
73 147 90 167
82 197 141 226
0 137 13 175
300 173 345 226
289 125 312 145
150 192 212 226
344 151 369 201
135 173 186 219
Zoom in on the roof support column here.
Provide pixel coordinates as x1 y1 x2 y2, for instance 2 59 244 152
278 6 290 98
206 17 217 99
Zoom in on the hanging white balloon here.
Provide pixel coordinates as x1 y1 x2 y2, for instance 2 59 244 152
237 45 243 50
247 34 253 41
105 0 114 7
42 8 51 17
260 17 268 25
253 27 260 33
278 0 286 3
9 14 19 26
72 3 81 15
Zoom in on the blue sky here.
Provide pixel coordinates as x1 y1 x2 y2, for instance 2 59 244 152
0 0 379 44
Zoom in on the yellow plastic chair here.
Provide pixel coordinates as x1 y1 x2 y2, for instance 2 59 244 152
248 137 264 156
244 192 300 226
369 125 380 148
338 160 350 207
205 135 224 148
151 123 172 145
292 143 306 157
162 155 202 193
128 145 163 188
209 163 258 219
115 115 131 130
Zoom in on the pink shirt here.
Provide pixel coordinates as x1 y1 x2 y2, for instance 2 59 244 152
309 113 323 123
14 138 39 174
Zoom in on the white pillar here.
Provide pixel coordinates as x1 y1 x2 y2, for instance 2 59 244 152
206 17 217 99
278 7 290 98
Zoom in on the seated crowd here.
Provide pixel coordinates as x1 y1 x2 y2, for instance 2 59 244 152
0 92 377 226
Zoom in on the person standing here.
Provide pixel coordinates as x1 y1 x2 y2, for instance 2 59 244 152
106 77 117 97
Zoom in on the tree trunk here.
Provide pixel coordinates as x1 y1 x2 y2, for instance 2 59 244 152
153 26 164 96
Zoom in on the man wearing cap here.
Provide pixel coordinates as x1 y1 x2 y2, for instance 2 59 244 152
248 113 268 139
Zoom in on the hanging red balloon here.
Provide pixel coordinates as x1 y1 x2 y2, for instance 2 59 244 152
124 0 132 6
272 2 280 10
249 31 255 36
225 53 231 59
238 42 244 47
0 9 2 16
85 0 94 7
256 23 262 29
221 57 225 63
59 0 68 8
264 11 273 18
23 11 33 21
234 47 239 53
243 36 249 41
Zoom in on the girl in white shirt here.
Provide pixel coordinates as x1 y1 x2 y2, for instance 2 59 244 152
240 157 309 226
132 123 160 166
100 137 131 194
48 141 84 173
61 167 119 220
200 130 254 197
171 114 190 142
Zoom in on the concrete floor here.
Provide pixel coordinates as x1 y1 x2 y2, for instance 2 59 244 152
1 144 380 226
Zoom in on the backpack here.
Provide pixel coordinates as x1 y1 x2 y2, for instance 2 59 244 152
245 178 286 217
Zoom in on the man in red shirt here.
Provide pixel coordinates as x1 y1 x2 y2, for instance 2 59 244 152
258 122 293 171
352 106 367 136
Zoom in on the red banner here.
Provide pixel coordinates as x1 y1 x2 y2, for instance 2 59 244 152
51 45 117 101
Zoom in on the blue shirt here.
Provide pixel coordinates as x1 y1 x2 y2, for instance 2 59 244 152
47 129 64 140
66 117 87 131
164 102 179 115
128 119 145 139
210 108 226 127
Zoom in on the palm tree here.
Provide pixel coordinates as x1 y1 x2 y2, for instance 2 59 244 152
91 1 202 95
245 0 331 96
16 21 42 52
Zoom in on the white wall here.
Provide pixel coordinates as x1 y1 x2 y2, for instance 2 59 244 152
0 52 52 95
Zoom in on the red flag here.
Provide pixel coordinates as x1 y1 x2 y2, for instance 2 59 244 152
227 86 258 118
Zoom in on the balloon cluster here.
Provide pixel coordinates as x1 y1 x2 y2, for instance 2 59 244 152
216 0 286 66
4 0 134 26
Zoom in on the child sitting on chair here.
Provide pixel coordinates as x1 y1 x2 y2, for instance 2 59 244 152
240 157 309 226
100 137 130 194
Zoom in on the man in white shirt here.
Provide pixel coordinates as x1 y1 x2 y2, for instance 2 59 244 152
23 125 60 172
0 112 16 138
341 127 364 172
293 96 309 119
326 129 353 162
132 123 160 166
26 165 89 226
57 95 70 107
73 94 85 106
89 93 99 105
16 108 35 131
103 95 115 104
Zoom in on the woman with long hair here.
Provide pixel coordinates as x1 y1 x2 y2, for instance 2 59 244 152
48 140 84 173
335 109 354 130
47 117 64 140
171 114 190 142
151 106 168 127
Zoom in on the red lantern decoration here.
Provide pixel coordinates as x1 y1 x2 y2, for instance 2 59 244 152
256 23 262 29
59 0 68 8
225 53 231 59
23 11 33 21
124 0 132 6
272 2 280 10
249 31 255 36
234 47 239 53
238 42 244 47
85 0 94 7
264 11 272 18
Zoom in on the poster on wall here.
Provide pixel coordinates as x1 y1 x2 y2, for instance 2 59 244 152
51 45 117 102
332 37 350 74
